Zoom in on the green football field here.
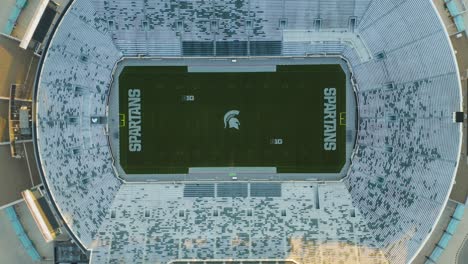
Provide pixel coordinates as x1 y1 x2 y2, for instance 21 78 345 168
119 65 346 174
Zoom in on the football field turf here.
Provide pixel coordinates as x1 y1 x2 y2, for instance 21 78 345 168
119 65 346 174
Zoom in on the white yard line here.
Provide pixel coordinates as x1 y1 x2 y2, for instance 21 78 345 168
17 139 32 143
0 140 33 145
24 56 35 88
0 198 24 210
23 142 35 186
0 96 32 102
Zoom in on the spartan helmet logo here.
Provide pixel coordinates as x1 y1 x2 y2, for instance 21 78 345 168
224 110 240 130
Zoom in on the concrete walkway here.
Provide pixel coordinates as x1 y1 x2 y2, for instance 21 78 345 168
0 34 38 99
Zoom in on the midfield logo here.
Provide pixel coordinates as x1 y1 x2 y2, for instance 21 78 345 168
224 110 240 130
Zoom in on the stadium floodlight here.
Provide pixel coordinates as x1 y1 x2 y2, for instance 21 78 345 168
21 190 55 243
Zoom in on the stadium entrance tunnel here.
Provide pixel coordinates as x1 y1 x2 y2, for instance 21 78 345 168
107 57 358 182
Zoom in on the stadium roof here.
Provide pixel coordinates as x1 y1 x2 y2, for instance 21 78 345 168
33 0 463 263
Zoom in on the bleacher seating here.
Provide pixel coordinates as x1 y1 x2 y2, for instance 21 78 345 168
445 0 467 35
34 0 462 263
424 203 465 264
2 0 27 35
4 206 41 262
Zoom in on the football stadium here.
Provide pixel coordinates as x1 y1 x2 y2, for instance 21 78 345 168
22 0 465 263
